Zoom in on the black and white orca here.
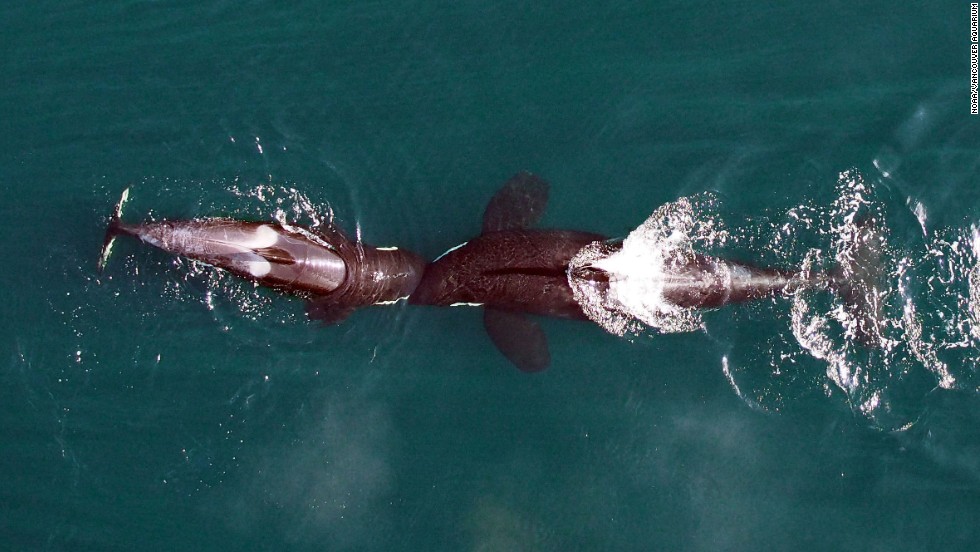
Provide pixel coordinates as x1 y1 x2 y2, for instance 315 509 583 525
410 173 839 372
99 189 426 324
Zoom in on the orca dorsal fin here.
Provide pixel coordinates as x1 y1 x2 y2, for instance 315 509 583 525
483 308 550 372
305 299 356 325
481 172 550 234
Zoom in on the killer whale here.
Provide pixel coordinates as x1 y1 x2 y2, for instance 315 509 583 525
99 175 881 372
410 173 837 372
99 189 426 323
409 173 606 372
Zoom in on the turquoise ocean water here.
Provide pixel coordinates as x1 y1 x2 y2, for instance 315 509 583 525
2 2 979 550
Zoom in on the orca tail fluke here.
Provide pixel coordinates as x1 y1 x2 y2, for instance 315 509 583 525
830 215 888 345
98 187 131 274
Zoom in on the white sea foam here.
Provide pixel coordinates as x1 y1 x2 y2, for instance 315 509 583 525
569 169 979 427
568 194 727 337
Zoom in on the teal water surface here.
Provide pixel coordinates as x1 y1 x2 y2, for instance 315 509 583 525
2 2 979 550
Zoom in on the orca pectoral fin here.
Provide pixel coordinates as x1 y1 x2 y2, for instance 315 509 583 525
481 172 550 234
483 308 550 373
305 299 356 325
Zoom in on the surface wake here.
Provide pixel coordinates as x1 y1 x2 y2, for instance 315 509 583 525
569 169 979 428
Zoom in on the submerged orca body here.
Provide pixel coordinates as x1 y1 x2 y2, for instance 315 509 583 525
99 191 425 324
576 243 817 311
657 255 811 309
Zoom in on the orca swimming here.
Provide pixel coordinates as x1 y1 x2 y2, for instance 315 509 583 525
409 173 847 372
101 174 879 372
99 189 426 323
